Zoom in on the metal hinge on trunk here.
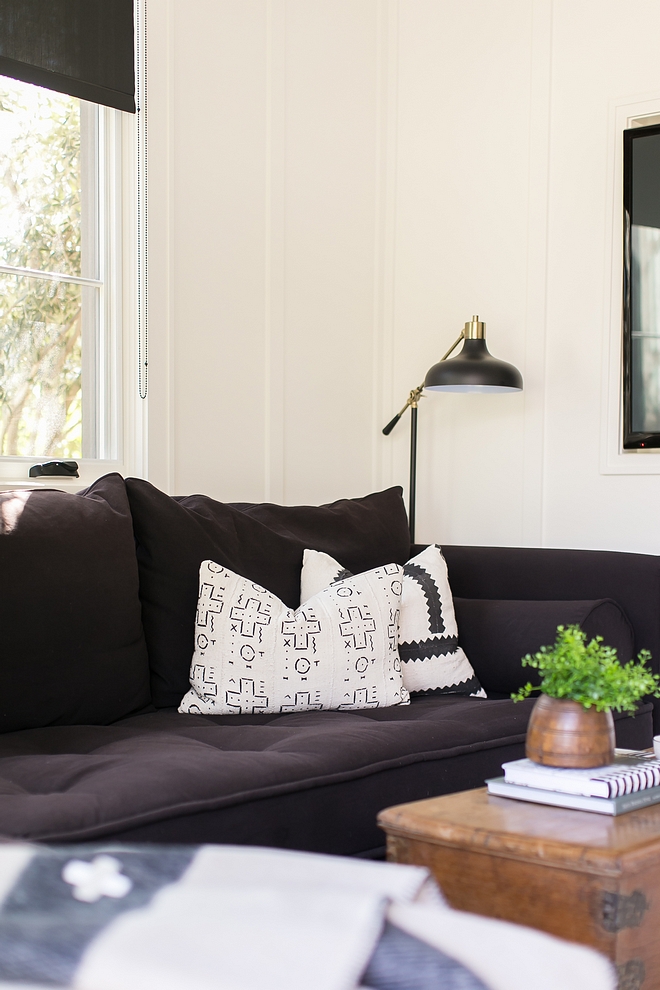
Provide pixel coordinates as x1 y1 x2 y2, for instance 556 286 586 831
616 959 646 990
600 890 648 932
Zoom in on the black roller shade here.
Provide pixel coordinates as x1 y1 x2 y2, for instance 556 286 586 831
0 0 135 113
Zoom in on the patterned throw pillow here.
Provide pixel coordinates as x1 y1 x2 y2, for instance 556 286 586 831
301 545 485 698
179 561 409 715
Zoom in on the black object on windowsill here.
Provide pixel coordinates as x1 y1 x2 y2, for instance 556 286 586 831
29 460 79 479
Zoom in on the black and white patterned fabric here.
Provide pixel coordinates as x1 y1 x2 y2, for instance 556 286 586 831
363 921 490 990
0 842 616 990
179 560 409 715
0 845 197 986
0 843 442 990
301 545 485 697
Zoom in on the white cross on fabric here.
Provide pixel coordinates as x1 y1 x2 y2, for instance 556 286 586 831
62 855 133 903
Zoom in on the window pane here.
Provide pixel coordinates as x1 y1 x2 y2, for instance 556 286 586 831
631 225 660 433
0 272 83 457
632 336 660 433
0 77 82 277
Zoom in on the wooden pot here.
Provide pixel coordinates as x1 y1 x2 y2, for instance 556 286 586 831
525 694 615 768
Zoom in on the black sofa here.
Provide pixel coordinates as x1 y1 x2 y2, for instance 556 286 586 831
0 474 656 858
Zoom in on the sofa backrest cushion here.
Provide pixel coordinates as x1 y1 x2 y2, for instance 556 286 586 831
453 597 634 696
0 473 151 732
124 479 411 708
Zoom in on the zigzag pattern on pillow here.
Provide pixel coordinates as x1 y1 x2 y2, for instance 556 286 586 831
301 545 485 698
401 563 446 634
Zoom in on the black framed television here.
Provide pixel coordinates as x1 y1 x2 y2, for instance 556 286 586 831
623 123 660 448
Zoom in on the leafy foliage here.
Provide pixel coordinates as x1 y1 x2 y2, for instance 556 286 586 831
0 79 82 457
512 624 660 712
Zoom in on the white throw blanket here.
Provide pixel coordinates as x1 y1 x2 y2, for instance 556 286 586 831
0 843 615 990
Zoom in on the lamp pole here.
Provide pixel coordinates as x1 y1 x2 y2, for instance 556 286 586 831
382 335 464 543
382 382 424 542
409 397 418 545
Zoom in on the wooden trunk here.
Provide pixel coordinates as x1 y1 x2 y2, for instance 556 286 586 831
378 787 660 990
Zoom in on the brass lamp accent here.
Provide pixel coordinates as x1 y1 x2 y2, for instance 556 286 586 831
382 316 523 541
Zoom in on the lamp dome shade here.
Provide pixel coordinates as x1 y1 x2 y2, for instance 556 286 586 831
423 338 523 393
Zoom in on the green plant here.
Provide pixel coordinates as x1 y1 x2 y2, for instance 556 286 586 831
512 624 660 712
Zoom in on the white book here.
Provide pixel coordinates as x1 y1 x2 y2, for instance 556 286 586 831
501 749 660 799
487 776 660 816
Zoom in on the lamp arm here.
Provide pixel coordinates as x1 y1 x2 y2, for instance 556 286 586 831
381 331 464 436
382 383 424 435
440 330 465 362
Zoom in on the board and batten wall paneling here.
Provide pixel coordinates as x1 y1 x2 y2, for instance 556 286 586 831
145 0 660 555
388 0 543 547
542 0 660 553
144 0 173 495
162 0 270 501
147 0 389 505
147 0 538 522
280 0 382 506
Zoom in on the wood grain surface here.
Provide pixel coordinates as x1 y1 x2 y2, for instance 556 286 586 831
525 694 616 768
379 787 660 989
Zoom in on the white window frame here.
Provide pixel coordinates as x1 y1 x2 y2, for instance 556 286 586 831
0 6 147 492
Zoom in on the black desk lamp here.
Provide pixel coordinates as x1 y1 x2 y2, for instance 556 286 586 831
383 316 523 541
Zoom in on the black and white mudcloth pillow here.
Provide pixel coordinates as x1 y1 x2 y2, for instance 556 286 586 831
179 560 409 715
301 544 485 697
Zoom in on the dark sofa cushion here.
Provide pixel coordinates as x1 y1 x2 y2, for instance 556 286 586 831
0 698 650 854
0 474 151 733
453 598 635 696
0 697 538 850
124 480 411 708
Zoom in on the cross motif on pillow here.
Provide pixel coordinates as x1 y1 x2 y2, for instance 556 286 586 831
225 677 269 713
191 664 218 700
339 606 377 649
229 598 272 637
197 581 225 628
280 690 323 712
281 612 322 649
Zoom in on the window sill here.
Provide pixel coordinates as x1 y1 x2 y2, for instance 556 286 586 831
0 459 128 493
0 478 87 492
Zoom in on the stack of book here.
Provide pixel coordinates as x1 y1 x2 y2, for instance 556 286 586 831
487 749 660 815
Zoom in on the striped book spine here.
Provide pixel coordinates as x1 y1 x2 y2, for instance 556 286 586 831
501 752 660 799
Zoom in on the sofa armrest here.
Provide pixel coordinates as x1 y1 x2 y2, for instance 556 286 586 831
412 543 660 731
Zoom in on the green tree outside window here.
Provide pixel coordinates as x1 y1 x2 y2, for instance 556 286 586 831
0 79 83 458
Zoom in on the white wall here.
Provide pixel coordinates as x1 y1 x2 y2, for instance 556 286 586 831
542 2 660 554
146 0 660 554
